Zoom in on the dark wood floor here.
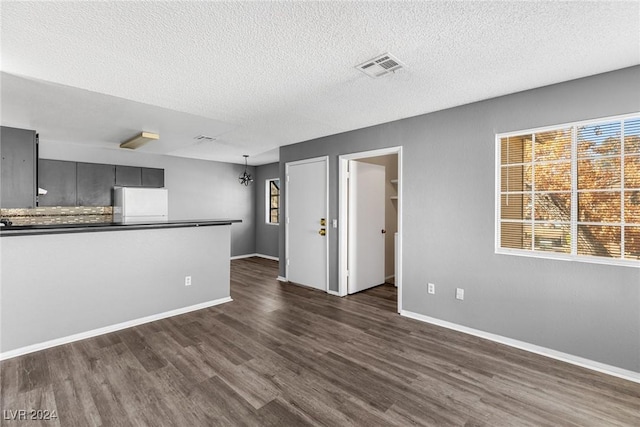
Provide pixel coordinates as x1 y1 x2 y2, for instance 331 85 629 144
1 257 639 426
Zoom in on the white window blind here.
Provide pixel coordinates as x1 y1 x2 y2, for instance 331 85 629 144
497 114 640 265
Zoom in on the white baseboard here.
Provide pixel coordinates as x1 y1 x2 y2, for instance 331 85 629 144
385 274 395 281
0 297 233 361
276 276 288 282
327 290 342 297
231 253 255 260
401 310 640 384
231 253 279 261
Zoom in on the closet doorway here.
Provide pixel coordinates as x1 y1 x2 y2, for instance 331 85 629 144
338 146 402 312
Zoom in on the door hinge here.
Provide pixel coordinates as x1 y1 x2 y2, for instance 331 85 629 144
286 258 290 266
287 175 290 183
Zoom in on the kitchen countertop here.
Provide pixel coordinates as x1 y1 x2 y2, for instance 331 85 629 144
0 219 242 237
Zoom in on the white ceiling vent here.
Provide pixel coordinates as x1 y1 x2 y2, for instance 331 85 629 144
193 135 216 142
356 53 405 78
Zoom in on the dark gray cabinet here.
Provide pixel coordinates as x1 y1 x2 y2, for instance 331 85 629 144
77 162 115 206
1 126 37 208
38 159 77 206
115 165 142 187
37 159 164 207
142 168 164 188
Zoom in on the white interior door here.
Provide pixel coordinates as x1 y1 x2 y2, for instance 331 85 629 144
286 157 328 291
348 160 385 294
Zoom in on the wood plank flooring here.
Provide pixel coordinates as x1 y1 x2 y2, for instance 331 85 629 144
1 257 639 426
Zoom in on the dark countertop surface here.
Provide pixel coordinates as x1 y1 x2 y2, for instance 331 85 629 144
0 219 242 237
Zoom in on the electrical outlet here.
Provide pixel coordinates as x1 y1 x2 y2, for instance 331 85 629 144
428 283 435 294
185 276 192 286
456 288 464 300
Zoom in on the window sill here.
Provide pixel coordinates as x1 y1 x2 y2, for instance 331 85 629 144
496 248 640 268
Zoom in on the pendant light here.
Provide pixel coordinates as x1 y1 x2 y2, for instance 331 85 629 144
238 155 254 186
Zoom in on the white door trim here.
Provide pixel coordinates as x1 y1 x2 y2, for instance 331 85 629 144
285 156 330 293
339 147 403 312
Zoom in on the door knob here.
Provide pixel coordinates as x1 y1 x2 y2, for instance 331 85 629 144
320 218 326 226
381 229 386 234
319 228 326 236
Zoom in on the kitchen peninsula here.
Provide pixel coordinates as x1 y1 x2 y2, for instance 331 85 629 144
0 219 240 358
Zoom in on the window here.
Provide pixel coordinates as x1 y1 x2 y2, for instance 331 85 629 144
266 178 280 224
497 114 640 266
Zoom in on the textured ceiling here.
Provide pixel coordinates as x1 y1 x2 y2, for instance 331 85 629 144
1 1 639 165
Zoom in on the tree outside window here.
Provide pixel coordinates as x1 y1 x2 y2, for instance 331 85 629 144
498 115 640 263
266 178 280 224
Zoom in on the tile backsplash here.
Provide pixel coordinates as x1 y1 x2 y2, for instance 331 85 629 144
0 206 113 226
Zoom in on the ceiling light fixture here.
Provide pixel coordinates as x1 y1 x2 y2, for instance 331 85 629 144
120 131 159 149
238 155 254 186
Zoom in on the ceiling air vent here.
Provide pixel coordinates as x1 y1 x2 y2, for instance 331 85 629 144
193 135 216 142
356 53 405 78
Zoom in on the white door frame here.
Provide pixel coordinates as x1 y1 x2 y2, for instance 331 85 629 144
339 147 403 312
285 156 330 293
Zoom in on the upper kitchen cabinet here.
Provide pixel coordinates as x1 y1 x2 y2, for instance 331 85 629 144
115 165 142 187
38 159 77 206
77 162 115 206
38 160 164 207
0 126 37 208
142 167 164 188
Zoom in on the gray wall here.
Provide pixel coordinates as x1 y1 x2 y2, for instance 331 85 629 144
279 66 640 373
1 225 231 353
39 142 255 256
255 162 280 258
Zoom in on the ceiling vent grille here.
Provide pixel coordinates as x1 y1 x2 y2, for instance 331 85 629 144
356 53 405 78
193 135 216 142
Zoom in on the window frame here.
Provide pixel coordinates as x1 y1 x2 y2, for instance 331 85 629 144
265 178 280 225
495 112 640 268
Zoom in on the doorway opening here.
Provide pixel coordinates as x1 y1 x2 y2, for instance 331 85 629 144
338 147 402 313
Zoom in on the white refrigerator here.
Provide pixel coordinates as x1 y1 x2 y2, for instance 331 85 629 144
113 187 168 223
